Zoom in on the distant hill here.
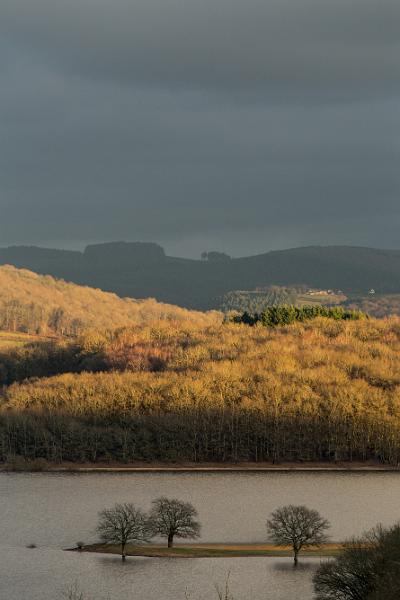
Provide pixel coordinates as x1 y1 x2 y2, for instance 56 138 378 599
0 265 219 336
1 242 400 309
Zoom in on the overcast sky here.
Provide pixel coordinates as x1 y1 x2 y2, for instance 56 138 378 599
1 0 399 258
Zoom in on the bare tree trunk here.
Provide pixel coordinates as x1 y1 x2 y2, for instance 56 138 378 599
122 542 126 561
293 549 299 566
168 533 174 548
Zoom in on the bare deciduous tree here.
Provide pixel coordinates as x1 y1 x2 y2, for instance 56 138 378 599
267 504 330 566
314 524 400 600
96 503 149 560
149 497 201 548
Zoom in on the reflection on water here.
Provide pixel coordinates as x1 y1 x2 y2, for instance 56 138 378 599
273 560 316 573
0 548 319 600
1 471 399 599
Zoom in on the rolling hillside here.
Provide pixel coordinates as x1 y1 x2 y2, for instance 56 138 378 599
2 261 400 466
0 265 220 336
0 243 399 309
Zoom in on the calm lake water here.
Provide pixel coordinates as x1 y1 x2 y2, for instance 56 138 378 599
1 471 399 599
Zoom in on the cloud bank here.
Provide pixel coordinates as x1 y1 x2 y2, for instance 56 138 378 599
1 0 399 256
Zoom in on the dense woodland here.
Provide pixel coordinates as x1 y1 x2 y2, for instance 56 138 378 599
1 314 400 465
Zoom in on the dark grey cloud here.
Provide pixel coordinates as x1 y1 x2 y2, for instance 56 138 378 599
1 0 400 91
0 0 399 257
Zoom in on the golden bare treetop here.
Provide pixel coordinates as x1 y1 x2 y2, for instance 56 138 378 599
0 265 221 336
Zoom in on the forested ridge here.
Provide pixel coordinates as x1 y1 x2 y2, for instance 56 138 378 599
1 314 400 465
2 242 400 309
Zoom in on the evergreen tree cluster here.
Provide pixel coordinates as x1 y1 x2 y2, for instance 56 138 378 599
234 304 367 326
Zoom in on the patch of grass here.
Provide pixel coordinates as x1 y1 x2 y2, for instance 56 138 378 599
296 292 347 306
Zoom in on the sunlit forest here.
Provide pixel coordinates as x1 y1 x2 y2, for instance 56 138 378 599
0 265 219 336
1 313 400 465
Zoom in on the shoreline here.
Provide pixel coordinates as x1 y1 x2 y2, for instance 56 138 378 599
70 542 345 558
2 460 400 473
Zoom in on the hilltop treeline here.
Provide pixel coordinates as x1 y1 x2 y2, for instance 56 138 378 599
233 304 367 327
1 317 400 465
0 265 219 337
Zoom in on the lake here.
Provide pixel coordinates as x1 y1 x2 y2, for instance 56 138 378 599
1 471 399 599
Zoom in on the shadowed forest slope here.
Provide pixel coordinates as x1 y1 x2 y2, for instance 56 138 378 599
1 243 400 309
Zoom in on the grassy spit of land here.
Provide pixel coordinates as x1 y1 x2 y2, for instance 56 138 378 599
71 542 345 558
